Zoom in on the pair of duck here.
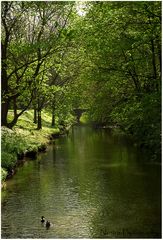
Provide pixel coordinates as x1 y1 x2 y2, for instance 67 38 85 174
41 216 51 229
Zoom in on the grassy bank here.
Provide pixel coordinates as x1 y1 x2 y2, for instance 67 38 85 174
1 110 74 184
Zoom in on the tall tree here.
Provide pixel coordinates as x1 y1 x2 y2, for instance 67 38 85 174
1 1 74 128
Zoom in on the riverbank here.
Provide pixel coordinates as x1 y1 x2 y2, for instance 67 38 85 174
1 110 74 186
81 112 161 162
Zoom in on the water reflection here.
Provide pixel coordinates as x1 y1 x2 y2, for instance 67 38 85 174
2 126 161 238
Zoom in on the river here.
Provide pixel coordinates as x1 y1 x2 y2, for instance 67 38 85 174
1 126 161 238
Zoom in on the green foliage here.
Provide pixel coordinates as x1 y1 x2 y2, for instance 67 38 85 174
1 127 27 170
1 152 17 170
1 168 8 181
80 113 90 124
110 93 161 159
68 1 161 160
2 1 75 128
2 111 60 172
2 127 27 155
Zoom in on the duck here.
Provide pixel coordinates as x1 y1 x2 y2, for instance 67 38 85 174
46 220 51 229
41 216 45 223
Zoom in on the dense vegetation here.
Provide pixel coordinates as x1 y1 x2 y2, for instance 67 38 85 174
73 2 161 160
1 111 58 181
1 1 161 180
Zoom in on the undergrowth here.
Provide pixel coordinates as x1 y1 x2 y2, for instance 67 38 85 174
1 110 61 182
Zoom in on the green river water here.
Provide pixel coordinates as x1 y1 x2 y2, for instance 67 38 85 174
1 126 161 238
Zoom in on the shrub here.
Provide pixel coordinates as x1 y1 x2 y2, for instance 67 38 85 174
1 127 27 170
1 152 17 170
1 168 8 181
2 127 27 155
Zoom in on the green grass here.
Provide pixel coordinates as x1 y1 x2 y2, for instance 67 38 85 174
9 109 60 143
1 110 60 182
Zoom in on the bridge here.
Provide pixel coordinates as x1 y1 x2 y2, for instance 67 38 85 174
73 108 88 123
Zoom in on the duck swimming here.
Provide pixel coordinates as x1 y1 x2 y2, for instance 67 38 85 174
41 216 45 223
46 220 51 229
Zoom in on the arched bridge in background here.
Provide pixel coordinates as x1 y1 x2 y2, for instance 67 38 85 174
73 108 88 123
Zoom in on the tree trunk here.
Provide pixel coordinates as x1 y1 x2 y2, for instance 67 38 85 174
34 108 37 123
33 86 37 123
151 39 157 79
1 102 9 126
1 42 9 126
37 110 42 129
122 49 141 93
151 39 158 91
51 100 55 127
158 44 161 77
158 49 161 92
7 96 33 129
7 115 19 129
13 97 17 118
51 112 55 127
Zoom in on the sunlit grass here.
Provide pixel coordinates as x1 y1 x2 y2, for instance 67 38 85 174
8 110 59 147
1 110 60 182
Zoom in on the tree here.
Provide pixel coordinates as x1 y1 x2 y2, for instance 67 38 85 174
62 1 161 158
1 1 74 128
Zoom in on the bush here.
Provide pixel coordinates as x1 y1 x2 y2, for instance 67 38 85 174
110 93 161 160
1 168 8 181
1 127 27 170
2 127 27 155
1 111 62 180
1 152 17 170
